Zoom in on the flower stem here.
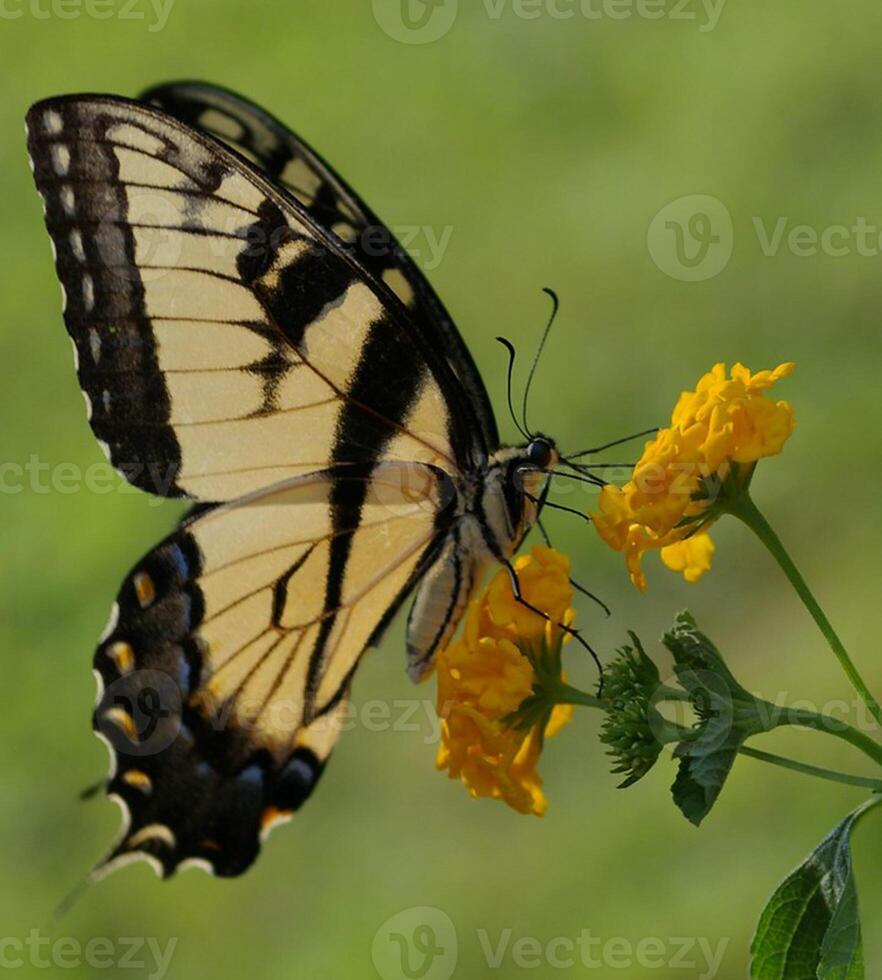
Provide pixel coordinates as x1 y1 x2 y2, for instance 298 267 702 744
780 708 882 768
738 745 882 792
729 492 882 729
553 682 608 710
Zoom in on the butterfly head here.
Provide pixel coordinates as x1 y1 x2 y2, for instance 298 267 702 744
478 435 559 558
524 435 557 471
515 434 559 516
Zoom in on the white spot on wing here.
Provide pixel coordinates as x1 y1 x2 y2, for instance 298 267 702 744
59 281 67 313
92 667 105 705
51 143 70 176
43 109 63 135
89 327 101 363
82 273 95 311
70 229 85 262
94 730 119 781
260 810 293 842
92 849 165 883
60 185 75 215
68 335 79 371
81 390 93 420
127 823 177 850
178 857 216 877
99 601 119 642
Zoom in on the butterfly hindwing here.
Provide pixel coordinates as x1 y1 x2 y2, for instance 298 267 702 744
93 462 453 877
26 95 476 501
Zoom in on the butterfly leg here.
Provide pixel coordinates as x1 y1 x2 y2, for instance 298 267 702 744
535 515 611 618
500 559 605 695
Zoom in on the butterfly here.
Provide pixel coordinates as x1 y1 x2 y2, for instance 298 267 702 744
26 81 608 880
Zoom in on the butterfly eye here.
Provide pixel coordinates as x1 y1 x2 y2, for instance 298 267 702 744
527 438 553 469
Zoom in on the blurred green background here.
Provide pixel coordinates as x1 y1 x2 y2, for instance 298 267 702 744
3 1 882 977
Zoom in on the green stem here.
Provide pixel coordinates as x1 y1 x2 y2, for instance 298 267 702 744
729 492 882 729
738 745 882 792
554 681 690 710
553 682 608 710
781 708 882 768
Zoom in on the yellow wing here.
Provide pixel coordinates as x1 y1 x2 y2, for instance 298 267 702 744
26 95 482 501
93 462 452 877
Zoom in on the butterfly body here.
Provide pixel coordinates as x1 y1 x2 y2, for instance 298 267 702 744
26 83 559 879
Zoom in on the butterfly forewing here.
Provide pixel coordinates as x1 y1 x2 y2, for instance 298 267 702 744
140 80 500 452
26 95 472 500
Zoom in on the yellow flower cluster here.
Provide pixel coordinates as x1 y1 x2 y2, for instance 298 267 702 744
593 362 796 591
435 546 574 815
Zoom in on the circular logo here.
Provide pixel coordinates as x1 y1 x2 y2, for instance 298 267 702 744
647 195 733 282
96 669 182 757
372 906 458 980
372 0 458 45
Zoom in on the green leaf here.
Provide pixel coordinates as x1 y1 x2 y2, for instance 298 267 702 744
669 703 741 825
663 611 768 825
750 798 881 980
663 610 750 702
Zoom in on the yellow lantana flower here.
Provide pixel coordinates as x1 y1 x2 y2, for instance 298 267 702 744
593 362 795 591
435 546 574 816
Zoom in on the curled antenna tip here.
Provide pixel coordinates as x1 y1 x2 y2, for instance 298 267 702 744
522 291 561 437
496 336 530 441
541 286 560 307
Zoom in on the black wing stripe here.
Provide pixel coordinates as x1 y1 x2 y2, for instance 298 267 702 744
143 80 499 457
30 107 185 495
303 316 428 714
28 95 469 500
91 466 446 877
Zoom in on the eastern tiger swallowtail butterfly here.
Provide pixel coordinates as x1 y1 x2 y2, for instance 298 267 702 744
26 81 598 880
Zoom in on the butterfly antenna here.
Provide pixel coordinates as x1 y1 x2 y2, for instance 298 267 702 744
496 337 531 441
521 287 559 438
568 427 659 459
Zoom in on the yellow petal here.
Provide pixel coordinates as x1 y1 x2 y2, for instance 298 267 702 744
660 531 716 583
